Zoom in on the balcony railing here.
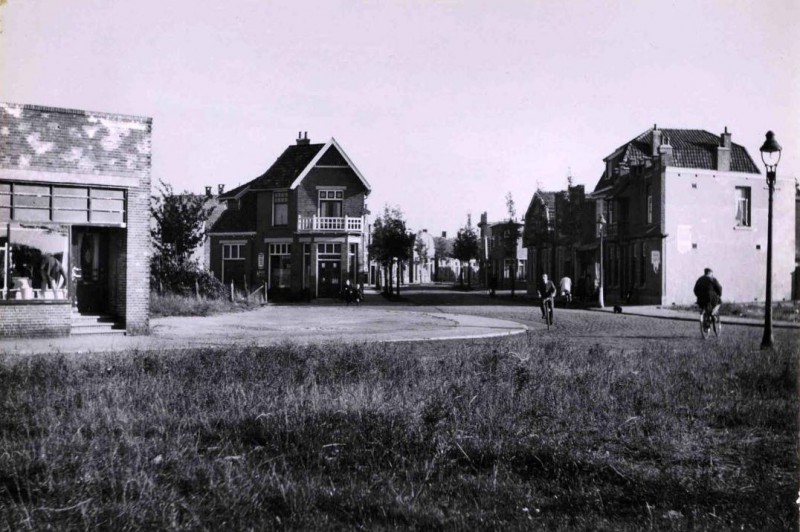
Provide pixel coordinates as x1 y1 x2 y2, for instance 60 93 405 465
297 215 364 232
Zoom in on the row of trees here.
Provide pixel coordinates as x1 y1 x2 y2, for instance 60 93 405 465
368 206 482 294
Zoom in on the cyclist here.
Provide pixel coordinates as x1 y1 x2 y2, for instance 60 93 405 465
693 267 722 317
537 273 557 320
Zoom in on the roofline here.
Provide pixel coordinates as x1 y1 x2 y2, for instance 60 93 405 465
289 137 372 192
1 102 152 124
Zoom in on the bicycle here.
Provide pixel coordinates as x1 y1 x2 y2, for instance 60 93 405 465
541 297 555 330
699 304 721 339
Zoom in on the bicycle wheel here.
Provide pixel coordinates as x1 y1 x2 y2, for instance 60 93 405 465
712 314 721 337
700 312 710 339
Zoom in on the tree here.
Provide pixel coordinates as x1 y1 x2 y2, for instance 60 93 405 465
503 192 522 297
150 180 212 265
452 215 479 288
150 181 222 297
369 206 415 296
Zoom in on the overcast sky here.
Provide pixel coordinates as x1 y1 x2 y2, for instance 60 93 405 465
1 0 798 236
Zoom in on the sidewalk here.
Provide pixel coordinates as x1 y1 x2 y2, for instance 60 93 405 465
587 305 800 329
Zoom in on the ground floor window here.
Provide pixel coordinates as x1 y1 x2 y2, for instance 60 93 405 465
221 241 246 285
269 243 292 289
1 223 69 301
348 243 359 282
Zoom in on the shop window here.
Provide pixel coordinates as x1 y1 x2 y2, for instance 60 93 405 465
1 224 69 301
273 191 288 226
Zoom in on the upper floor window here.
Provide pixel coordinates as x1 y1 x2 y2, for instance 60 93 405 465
222 243 244 260
735 187 751 227
319 190 343 218
273 191 288 226
646 184 653 224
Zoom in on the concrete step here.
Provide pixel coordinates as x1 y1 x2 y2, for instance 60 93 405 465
71 313 125 335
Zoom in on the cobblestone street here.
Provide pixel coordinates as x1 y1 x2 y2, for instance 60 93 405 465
386 285 799 352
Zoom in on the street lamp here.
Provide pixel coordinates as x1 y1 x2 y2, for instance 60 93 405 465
597 213 607 309
759 131 782 349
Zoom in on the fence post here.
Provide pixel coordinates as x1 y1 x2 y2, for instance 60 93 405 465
264 282 268 304
195 279 200 300
230 280 234 302
244 275 249 301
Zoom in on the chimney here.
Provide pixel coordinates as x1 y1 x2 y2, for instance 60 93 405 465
441 231 447 238
658 135 673 166
422 229 427 233
717 126 731 172
296 131 310 146
218 184 225 194
205 186 212 198
651 124 662 156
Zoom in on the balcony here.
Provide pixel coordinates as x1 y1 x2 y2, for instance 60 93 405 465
297 215 364 233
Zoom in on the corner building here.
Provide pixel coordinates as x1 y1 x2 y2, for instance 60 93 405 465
1 103 152 337
208 134 371 299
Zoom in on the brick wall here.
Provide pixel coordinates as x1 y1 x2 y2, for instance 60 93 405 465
0 302 71 337
0 102 152 337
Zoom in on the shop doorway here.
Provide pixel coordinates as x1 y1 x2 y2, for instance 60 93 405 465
317 260 341 298
70 227 117 315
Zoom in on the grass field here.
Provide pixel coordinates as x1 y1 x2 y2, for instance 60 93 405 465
1 336 796 530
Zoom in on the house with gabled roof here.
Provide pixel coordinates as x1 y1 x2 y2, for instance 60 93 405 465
523 185 591 297
591 125 794 305
208 132 371 299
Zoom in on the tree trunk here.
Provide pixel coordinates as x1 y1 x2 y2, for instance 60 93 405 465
396 260 401 295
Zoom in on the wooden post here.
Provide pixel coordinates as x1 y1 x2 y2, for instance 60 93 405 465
195 279 200 299
230 280 234 302
264 282 268 304
244 275 249 301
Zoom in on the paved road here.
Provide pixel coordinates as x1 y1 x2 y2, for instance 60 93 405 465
386 285 799 352
1 284 796 355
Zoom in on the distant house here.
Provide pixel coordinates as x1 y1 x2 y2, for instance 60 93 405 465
207 133 371 299
478 213 526 290
591 125 794 305
523 185 591 297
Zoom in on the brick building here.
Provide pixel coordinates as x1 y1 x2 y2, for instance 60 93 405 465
208 133 371 299
1 103 152 337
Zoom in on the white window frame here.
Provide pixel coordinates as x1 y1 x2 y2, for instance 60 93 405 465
268 242 292 288
222 242 245 260
318 189 344 217
735 186 751 227
646 185 653 224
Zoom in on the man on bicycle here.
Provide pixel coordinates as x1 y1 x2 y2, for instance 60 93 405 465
693 267 722 315
537 273 557 320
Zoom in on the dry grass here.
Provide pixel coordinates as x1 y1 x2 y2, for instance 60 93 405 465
0 336 796 530
150 292 261 317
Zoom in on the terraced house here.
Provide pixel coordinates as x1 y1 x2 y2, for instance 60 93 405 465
208 133 371 299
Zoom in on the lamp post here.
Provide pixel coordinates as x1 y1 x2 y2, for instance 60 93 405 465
759 131 781 349
597 213 607 308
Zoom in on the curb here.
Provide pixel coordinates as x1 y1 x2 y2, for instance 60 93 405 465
585 307 800 330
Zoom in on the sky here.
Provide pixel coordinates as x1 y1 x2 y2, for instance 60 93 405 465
1 0 798 237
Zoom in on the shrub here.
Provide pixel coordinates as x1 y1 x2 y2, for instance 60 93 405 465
150 256 227 299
